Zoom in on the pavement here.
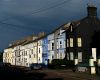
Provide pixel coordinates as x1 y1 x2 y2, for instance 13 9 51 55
0 65 100 80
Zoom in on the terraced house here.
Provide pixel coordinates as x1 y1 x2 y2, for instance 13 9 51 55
65 4 100 63
3 4 100 68
3 47 13 65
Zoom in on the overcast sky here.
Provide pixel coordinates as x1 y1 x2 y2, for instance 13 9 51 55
0 0 100 51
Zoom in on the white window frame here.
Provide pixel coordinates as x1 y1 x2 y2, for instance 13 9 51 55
70 52 74 60
78 52 82 62
92 48 97 61
70 38 73 47
67 39 69 47
77 38 82 47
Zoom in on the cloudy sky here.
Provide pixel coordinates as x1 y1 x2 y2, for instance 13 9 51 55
0 0 100 51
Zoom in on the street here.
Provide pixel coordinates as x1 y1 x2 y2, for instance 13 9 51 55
0 65 100 80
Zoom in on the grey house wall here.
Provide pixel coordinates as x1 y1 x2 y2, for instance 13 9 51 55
65 5 100 61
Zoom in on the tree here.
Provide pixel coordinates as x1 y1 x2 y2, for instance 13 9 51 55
0 52 3 62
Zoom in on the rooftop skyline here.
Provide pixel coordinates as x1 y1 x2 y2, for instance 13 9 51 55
0 0 100 51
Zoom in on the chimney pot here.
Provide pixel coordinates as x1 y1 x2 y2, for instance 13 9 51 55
87 4 97 18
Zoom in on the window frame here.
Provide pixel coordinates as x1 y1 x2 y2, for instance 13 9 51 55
77 37 82 47
70 38 73 47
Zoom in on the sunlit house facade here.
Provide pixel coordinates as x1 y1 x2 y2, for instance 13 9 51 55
48 33 55 63
3 48 13 64
3 4 100 67
41 36 48 66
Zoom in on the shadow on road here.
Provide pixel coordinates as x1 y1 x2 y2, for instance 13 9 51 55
0 66 63 80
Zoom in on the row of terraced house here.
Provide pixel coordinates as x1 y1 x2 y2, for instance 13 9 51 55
3 22 70 67
3 5 100 67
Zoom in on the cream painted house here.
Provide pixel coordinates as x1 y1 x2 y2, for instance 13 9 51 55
3 34 38 67
37 39 43 63
14 45 22 66
3 47 13 65
33 41 38 63
22 42 35 67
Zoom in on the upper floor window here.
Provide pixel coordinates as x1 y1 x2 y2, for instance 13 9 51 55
34 54 36 58
29 55 31 58
77 38 82 47
24 58 27 62
70 38 73 47
39 57 40 61
39 48 40 53
52 43 54 50
31 49 33 54
24 51 25 56
57 41 58 49
26 51 27 56
22 52 23 56
60 41 62 48
67 39 69 47
70 25 73 32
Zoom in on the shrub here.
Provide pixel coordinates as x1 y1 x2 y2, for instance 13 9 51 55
49 59 74 69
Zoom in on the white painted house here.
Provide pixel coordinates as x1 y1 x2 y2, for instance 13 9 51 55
37 39 43 63
56 29 66 59
48 33 54 63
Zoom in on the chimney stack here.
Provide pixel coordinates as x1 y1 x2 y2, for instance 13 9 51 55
38 32 46 38
87 4 97 18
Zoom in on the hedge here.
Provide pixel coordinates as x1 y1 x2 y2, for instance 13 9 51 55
48 59 74 69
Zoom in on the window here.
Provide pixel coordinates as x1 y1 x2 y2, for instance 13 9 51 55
70 25 73 32
77 38 82 47
19 58 20 62
12 59 13 63
92 48 96 61
26 63 28 66
39 57 40 61
34 54 36 58
60 53 62 59
24 58 27 62
70 38 73 47
67 39 69 47
67 53 69 60
52 55 54 59
24 51 25 56
22 52 23 56
78 52 82 62
31 49 33 54
26 51 27 56
60 41 62 48
57 41 58 49
60 41 62 44
70 52 74 60
52 43 54 50
29 55 31 58
39 48 40 53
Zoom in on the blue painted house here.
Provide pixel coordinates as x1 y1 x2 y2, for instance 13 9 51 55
56 29 66 59
42 36 48 66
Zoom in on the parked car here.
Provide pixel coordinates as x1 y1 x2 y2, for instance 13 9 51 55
0 62 4 67
30 63 43 70
72 62 89 72
0 62 11 68
3 63 11 67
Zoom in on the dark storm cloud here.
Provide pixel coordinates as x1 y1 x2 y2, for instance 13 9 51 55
0 0 100 51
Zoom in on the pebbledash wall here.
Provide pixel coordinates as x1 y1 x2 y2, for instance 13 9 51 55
3 5 100 67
